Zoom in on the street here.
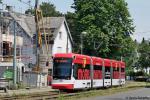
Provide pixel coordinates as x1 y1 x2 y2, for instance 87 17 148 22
81 88 150 100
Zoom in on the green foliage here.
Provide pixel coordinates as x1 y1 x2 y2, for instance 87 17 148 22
40 2 62 17
126 70 135 76
138 38 150 70
72 0 135 60
135 71 145 76
65 12 77 44
0 0 2 3
25 2 62 17
25 8 34 15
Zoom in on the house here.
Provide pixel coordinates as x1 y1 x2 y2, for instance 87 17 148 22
0 9 73 74
0 10 36 66
0 10 24 62
39 17 73 55
37 17 73 73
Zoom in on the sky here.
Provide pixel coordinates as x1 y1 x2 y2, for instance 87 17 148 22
1 0 150 42
126 0 150 42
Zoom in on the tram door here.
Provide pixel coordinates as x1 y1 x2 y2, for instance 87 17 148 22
104 67 111 87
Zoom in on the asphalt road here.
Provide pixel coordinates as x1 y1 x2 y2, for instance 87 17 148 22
81 88 150 100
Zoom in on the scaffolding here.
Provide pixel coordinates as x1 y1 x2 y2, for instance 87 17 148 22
0 10 23 62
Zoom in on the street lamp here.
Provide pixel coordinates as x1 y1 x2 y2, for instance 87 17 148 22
80 32 87 54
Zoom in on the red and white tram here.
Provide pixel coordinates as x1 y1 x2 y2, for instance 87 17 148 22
51 53 125 90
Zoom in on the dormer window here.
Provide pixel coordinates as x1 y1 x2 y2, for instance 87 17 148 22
59 32 62 40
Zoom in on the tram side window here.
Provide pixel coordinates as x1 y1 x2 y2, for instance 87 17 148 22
113 67 119 71
105 67 111 79
113 67 119 79
73 64 90 80
73 64 81 79
94 65 102 79
121 68 125 72
121 68 125 78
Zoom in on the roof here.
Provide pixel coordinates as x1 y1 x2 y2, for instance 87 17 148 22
54 53 90 59
54 53 126 68
40 17 65 29
92 57 103 66
39 17 73 43
8 12 73 44
9 12 36 38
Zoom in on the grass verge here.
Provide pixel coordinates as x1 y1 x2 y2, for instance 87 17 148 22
60 81 147 100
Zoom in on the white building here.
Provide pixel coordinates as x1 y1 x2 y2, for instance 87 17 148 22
38 17 73 55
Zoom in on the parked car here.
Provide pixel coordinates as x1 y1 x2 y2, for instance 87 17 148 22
0 78 9 92
146 78 150 82
135 76 148 81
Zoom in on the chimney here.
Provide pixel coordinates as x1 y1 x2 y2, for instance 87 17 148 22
6 6 13 12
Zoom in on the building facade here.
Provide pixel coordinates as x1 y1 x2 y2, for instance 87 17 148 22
0 9 73 73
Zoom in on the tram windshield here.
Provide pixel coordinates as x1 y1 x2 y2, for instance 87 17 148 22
53 58 72 79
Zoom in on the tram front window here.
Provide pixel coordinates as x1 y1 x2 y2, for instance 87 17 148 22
53 58 72 80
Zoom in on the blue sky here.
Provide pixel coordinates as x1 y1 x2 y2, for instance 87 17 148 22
1 0 150 42
126 0 150 42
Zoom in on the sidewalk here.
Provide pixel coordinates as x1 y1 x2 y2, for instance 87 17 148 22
0 86 56 96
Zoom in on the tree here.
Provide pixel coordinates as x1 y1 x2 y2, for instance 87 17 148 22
40 2 62 17
25 8 34 15
72 0 135 59
65 12 76 37
25 2 62 17
0 0 2 3
65 12 77 52
138 38 150 72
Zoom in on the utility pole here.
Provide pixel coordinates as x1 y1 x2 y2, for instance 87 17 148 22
80 34 83 54
66 33 68 53
35 0 42 88
80 32 87 54
35 0 40 70
13 20 17 87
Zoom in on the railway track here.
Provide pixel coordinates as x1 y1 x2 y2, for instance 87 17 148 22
0 89 90 100
0 91 60 100
0 83 134 100
0 90 81 100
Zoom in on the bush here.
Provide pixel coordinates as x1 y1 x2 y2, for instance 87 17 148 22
135 71 145 76
126 70 136 76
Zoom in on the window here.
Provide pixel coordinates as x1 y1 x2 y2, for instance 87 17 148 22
121 68 125 72
113 67 119 79
3 42 12 56
113 67 119 71
16 48 21 56
59 32 62 40
51 30 54 33
57 47 62 53
121 68 125 78
53 58 72 80
94 65 102 79
50 28 55 33
22 66 24 73
105 67 111 79
73 64 90 80
48 69 52 75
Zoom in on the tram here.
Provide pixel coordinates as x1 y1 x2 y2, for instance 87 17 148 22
51 53 125 90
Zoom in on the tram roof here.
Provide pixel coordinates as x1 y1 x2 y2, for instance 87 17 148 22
54 53 91 59
54 53 125 68
92 57 103 66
